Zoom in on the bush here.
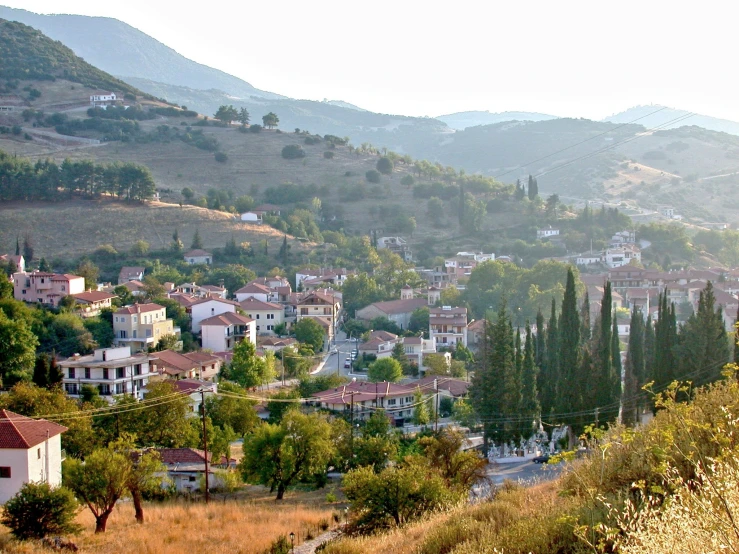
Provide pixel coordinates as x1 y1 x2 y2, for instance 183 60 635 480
215 151 228 162
249 124 263 133
282 144 306 159
265 534 291 554
365 169 381 183
376 157 393 175
0 482 81 540
323 151 335 159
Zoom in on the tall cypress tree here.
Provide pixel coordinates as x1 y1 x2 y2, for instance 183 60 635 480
594 281 616 418
470 305 517 445
556 268 581 430
644 315 655 385
623 308 644 426
653 291 677 398
535 309 546 368
676 281 730 386
580 290 591 344
527 175 539 200
539 299 559 422
520 321 540 438
611 316 622 415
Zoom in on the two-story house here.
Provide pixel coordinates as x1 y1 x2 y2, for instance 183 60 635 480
113 303 178 353
58 346 155 401
401 335 438 370
296 290 342 340
234 282 275 303
13 271 85 307
118 266 145 285
358 331 400 359
0 410 67 504
200 312 256 352
240 297 284 335
190 297 240 334
429 306 468 347
150 349 221 381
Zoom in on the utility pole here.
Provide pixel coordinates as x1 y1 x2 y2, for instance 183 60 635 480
349 391 356 453
200 388 209 504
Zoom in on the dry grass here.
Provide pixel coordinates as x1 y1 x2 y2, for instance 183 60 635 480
0 199 313 259
0 495 337 554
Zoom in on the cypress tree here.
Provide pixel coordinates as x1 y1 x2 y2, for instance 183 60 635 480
611 315 622 414
535 309 546 368
48 355 63 388
32 354 50 389
676 281 730 386
594 281 615 416
623 308 644 426
191 228 203 250
644 315 655 384
514 326 523 384
520 321 540 439
580 290 591 344
15 236 20 256
458 184 465 224
539 299 559 422
556 268 581 429
653 291 678 399
470 304 518 445
527 175 539 200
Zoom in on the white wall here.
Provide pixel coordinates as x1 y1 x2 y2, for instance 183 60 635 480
0 435 62 504
201 325 228 352
191 301 236 334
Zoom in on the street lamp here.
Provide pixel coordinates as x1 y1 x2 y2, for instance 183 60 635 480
290 532 295 553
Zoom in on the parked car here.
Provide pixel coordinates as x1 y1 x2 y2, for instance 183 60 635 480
532 454 550 464
344 359 352 368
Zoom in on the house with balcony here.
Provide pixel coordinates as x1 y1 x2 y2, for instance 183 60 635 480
537 226 560 240
12 271 85 307
58 346 155 401
240 297 284 335
429 306 468 347
200 312 255 352
401 335 437 370
113 303 178 353
358 331 400 358
295 268 352 289
296 290 342 340
0 410 67 504
150 350 222 381
72 290 117 317
444 252 495 282
376 236 413 262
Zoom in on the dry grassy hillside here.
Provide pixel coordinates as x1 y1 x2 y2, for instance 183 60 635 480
0 200 312 260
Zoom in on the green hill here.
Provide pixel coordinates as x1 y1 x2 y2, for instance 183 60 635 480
0 18 143 96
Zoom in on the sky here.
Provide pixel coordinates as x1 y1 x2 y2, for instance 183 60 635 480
4 0 739 121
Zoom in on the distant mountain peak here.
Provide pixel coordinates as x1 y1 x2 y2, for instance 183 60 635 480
436 110 558 130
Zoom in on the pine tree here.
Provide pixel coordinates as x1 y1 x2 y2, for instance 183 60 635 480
556 269 581 432
38 258 50 272
520 322 540 438
514 180 525 201
623 308 644 426
191 229 203 250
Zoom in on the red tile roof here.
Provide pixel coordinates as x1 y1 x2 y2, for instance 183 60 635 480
73 291 116 303
190 297 240 307
240 297 282 310
360 297 427 316
0 410 67 449
200 312 253 327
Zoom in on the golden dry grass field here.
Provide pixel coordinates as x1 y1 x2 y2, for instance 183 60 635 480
0 487 342 554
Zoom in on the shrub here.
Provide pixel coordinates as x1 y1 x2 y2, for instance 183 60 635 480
249 124 263 133
282 144 305 159
323 151 335 159
215 151 228 162
0 482 81 540
365 169 381 183
376 157 393 175
265 534 291 554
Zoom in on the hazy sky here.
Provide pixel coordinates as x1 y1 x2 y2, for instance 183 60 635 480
4 0 739 121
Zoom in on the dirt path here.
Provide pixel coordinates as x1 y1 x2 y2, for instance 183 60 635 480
294 529 343 554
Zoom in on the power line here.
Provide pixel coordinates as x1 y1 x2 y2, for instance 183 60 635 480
493 106 670 180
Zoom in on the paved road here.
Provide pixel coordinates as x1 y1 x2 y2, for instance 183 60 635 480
316 332 361 378
486 459 563 486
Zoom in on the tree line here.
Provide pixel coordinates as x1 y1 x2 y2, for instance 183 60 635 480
471 269 733 446
0 150 156 202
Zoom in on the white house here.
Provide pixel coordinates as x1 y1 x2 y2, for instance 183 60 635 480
90 92 117 106
58 347 155 401
358 331 400 358
183 249 213 265
240 211 262 223
576 254 602 266
0 410 67 504
240 297 284 335
190 297 240 334
537 226 560 240
200 312 256 352
234 282 274 303
429 306 468 347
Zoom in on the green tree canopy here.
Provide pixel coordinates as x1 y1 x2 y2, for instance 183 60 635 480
293 318 325 353
368 357 403 382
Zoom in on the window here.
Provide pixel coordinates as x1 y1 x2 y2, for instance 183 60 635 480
188 476 196 482
134 364 142 376
120 330 127 339
387 399 397 406
116 367 124 379
69 368 75 379
256 325 260 331
267 313 275 320
133 316 137 323
267 325 274 331
115 316 119 323
103 368 109 380
120 317 125 323
84 368 91 379
61 285 66 292
0 467 10 478
115 383 124 395
256 314 260 319
37 448 41 459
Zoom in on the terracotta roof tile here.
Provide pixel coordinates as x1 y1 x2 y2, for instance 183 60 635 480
0 410 67 449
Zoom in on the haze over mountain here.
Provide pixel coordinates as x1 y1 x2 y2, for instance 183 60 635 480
436 111 557 130
603 105 739 137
